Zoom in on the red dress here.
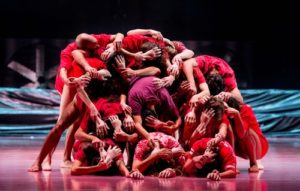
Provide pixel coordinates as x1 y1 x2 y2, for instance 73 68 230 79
191 138 237 174
195 55 237 92
234 104 269 159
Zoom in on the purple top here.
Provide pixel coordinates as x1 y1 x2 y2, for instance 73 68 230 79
128 76 179 121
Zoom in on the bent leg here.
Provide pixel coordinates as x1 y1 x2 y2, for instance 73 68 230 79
28 101 80 172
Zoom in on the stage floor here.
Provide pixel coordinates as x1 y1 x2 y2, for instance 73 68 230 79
0 136 300 191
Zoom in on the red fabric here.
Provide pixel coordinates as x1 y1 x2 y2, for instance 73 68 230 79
55 43 78 94
134 132 182 161
195 55 237 92
191 138 237 172
91 34 112 57
173 41 187 53
205 114 230 138
68 58 106 78
193 67 206 85
235 104 269 159
55 34 111 94
78 97 123 132
122 34 165 68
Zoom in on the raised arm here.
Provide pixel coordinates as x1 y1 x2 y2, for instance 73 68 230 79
72 49 96 74
127 29 163 40
229 87 244 103
133 115 150 140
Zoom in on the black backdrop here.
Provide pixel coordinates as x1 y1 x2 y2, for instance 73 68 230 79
0 0 300 89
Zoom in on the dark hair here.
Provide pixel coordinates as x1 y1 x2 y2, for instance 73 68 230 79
81 142 100 166
85 78 119 101
227 97 241 111
205 97 225 121
140 42 164 68
206 74 225 96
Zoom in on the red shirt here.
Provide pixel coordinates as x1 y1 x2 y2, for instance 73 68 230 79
68 58 106 78
191 138 237 173
173 41 187 53
195 55 237 92
55 34 111 93
77 97 123 132
55 43 78 93
134 132 182 161
122 34 165 68
91 34 112 58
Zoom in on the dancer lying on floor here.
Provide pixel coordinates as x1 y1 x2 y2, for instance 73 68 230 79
132 132 186 178
183 137 237 181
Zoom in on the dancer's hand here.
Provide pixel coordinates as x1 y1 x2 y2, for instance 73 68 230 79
207 169 221 181
95 118 109 138
185 109 196 125
167 64 179 76
159 168 176 178
200 109 215 124
172 55 183 66
127 169 144 179
105 146 122 163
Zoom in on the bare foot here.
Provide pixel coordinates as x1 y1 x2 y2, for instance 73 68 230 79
42 161 52 171
257 160 264 170
28 163 42 172
60 160 73 168
248 164 259 173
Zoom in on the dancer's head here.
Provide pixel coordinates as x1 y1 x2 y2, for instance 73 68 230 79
76 33 99 50
206 74 225 96
205 97 225 121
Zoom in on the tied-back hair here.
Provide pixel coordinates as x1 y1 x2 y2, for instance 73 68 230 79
206 74 225 96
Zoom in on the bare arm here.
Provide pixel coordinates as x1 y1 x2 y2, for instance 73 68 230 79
60 67 70 85
182 158 197 176
71 50 92 72
174 49 194 61
116 159 130 176
226 107 246 139
74 127 95 142
230 87 244 103
71 160 110 176
135 66 161 77
127 29 162 39
189 121 207 146
132 153 158 173
220 169 236 178
133 115 150 140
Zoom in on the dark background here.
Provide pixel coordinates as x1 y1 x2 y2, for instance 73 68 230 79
0 0 299 89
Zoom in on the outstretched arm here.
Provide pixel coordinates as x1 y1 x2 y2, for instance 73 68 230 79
127 29 163 40
71 159 111 176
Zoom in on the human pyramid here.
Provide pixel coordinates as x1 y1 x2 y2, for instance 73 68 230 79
28 29 268 181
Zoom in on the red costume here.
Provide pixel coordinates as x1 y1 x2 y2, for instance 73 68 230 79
190 138 237 175
234 104 269 159
195 55 237 92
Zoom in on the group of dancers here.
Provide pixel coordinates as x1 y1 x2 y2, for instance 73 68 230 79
28 29 268 181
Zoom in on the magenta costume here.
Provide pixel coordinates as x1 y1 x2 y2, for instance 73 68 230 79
128 76 179 122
